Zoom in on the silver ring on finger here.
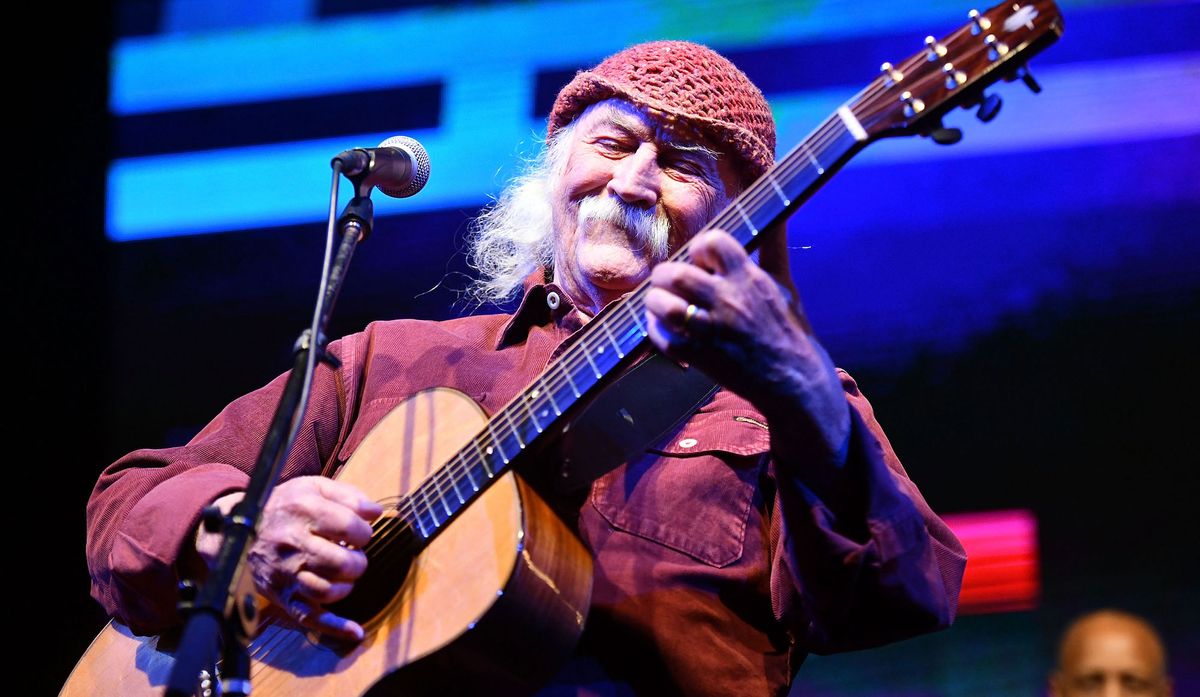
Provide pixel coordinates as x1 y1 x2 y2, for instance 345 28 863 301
682 303 699 334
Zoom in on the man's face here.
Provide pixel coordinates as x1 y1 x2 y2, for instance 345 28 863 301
550 99 740 316
1051 617 1172 697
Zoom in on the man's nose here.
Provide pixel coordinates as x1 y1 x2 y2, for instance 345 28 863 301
607 144 660 208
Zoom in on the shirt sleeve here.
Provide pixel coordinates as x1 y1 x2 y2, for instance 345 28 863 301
85 334 361 635
767 368 966 654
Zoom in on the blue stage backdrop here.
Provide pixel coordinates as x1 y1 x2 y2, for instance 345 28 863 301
106 0 1199 367
98 1 1199 695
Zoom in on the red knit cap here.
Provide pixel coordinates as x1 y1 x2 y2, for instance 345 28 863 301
547 40 776 185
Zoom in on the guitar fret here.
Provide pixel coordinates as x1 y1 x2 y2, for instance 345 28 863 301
418 506 438 535
768 176 791 206
542 379 562 416
430 475 454 517
600 321 625 358
583 341 603 379
734 201 758 236
803 143 826 175
447 462 466 504
564 366 582 397
462 452 480 491
471 438 496 477
413 514 429 538
501 407 526 449
420 487 442 527
623 301 648 337
486 426 510 465
522 392 544 433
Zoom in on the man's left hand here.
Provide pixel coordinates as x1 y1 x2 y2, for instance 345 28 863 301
644 228 849 458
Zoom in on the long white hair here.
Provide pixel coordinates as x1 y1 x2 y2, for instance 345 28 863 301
465 123 577 305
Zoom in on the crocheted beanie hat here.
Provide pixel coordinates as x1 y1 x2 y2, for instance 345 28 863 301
547 40 776 185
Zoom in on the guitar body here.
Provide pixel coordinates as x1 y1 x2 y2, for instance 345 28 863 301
62 388 593 696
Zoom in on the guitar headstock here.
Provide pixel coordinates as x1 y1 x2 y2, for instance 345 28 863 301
854 0 1064 142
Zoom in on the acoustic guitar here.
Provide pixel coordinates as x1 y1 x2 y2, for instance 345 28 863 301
62 2 1062 694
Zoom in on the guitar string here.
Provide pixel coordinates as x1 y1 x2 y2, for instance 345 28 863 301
229 19 1006 685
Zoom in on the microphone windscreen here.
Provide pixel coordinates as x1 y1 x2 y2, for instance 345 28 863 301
377 135 431 199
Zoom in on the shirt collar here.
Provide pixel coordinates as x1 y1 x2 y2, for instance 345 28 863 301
497 270 584 349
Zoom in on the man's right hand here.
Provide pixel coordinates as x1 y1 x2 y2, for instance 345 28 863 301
196 476 384 641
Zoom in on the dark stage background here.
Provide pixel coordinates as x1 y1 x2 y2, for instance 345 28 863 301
31 1 1198 695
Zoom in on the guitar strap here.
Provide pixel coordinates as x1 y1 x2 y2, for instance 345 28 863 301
551 351 719 493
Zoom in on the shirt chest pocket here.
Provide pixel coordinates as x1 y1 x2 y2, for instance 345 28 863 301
589 418 770 568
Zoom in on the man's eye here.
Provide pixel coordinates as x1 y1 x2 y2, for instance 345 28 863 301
669 160 707 177
1122 676 1154 693
594 138 628 152
1072 674 1105 693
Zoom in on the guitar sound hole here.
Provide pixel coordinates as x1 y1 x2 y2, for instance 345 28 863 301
326 515 419 624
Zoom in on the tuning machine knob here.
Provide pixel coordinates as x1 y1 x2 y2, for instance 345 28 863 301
880 61 904 86
976 92 1003 122
1017 64 1042 93
900 91 925 118
943 63 968 90
925 120 963 145
925 36 948 61
969 9 992 35
985 34 1010 61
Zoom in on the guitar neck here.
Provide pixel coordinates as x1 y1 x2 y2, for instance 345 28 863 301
398 0 1064 542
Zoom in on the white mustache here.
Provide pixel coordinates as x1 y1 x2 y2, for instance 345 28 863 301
577 195 670 260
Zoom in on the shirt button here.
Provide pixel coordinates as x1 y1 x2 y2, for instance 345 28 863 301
546 291 561 310
678 438 698 449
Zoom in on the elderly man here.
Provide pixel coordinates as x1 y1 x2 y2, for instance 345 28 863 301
87 41 965 695
1051 610 1174 697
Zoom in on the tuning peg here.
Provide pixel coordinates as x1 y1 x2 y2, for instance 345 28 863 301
1016 65 1042 93
943 62 967 90
968 9 992 35
976 93 1003 122
925 121 963 145
900 91 925 118
985 34 1009 61
880 61 904 86
929 127 963 145
925 35 948 61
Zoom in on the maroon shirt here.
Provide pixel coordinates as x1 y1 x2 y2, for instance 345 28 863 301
87 284 965 696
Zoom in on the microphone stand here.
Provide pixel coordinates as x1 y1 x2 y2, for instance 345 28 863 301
164 161 377 697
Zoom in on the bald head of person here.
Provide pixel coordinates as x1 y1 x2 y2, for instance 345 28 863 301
1050 610 1173 697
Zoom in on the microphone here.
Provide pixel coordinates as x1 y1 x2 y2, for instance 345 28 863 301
332 135 431 198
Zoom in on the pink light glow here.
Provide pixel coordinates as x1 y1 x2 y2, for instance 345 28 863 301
943 509 1040 614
